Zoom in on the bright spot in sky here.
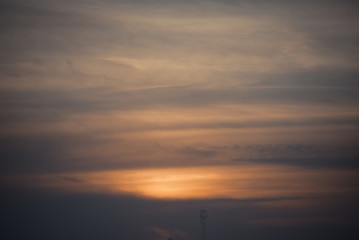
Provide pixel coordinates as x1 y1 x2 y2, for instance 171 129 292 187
8 165 357 201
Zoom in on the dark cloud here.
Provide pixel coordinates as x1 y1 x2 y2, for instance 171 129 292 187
231 144 359 168
232 157 359 169
233 144 359 158
0 134 84 174
0 134 146 174
180 146 217 158
57 176 84 183
1 85 358 117
254 68 359 88
1 187 358 240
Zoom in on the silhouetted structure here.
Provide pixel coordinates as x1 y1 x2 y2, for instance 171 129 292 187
200 209 208 240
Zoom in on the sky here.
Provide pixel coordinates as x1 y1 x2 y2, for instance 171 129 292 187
1 0 359 239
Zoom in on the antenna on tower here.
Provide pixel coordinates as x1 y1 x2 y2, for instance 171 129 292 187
200 209 208 240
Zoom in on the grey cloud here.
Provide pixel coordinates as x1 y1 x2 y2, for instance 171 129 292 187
252 68 359 88
235 143 358 156
0 133 137 175
0 132 204 174
2 85 358 115
2 0 359 94
57 176 84 183
109 85 358 108
0 0 124 63
232 157 359 169
230 144 359 169
1 128 357 176
234 144 316 155
274 0 359 63
180 146 217 158
0 134 85 174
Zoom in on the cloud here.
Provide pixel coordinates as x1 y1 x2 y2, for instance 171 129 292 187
3 165 358 201
230 144 359 168
232 158 359 169
0 1 359 239
3 0 358 92
180 146 217 158
1 186 358 240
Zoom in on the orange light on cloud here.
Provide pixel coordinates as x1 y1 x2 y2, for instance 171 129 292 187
5 165 358 201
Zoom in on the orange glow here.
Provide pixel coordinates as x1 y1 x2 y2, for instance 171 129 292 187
5 165 357 200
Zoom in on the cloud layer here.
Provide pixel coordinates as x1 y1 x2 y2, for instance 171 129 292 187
1 0 359 239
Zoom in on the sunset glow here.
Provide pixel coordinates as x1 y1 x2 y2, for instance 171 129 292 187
6 165 358 202
1 0 358 239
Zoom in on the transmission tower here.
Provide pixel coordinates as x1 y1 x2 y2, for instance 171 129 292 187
200 209 208 240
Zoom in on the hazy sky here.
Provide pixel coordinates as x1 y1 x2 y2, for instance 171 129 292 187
1 0 359 239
